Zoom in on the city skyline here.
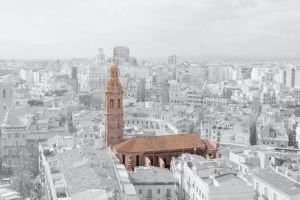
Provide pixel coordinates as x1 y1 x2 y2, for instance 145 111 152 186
2 1 300 200
1 0 300 59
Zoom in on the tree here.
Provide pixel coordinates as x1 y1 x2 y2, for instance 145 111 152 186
30 176 43 200
10 152 36 198
287 123 298 148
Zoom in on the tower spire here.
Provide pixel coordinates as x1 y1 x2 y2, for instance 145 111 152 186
104 63 124 147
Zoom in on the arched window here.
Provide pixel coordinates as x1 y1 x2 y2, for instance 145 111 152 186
136 155 140 166
122 155 125 165
118 99 121 108
110 99 114 108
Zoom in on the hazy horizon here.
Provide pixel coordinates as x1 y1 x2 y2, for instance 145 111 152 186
1 0 300 59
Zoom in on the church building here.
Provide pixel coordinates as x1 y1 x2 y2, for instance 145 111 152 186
104 63 218 171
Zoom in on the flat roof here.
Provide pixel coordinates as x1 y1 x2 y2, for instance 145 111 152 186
129 166 176 185
254 167 300 197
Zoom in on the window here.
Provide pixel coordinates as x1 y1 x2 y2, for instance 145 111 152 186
138 189 142 194
3 89 6 98
147 189 152 197
122 155 125 165
157 189 160 194
136 155 140 166
118 99 121 108
110 99 114 109
166 189 171 197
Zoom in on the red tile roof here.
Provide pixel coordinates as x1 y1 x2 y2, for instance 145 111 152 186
113 133 217 153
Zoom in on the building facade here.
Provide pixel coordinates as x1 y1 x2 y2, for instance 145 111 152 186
129 166 177 200
171 154 254 200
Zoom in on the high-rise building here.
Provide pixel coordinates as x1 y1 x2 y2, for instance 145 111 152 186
168 55 176 66
71 66 78 80
136 78 146 102
190 64 208 87
282 69 287 85
104 63 124 147
68 66 78 94
113 46 130 58
286 65 300 88
291 67 296 88
296 66 300 88
112 46 137 66
160 79 169 107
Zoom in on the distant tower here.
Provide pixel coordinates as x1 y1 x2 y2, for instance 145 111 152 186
71 67 78 80
168 55 176 66
0 82 13 121
104 63 123 147
291 68 296 88
136 78 146 102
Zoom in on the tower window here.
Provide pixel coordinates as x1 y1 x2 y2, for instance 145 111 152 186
3 89 6 98
136 155 140 166
110 99 114 108
118 99 121 108
122 155 125 165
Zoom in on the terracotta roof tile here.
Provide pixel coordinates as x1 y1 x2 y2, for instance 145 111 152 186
113 133 217 153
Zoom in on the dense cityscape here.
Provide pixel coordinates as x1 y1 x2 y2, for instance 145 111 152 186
0 47 300 200
1 0 300 200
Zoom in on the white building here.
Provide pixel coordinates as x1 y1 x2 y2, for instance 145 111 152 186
78 65 90 92
229 146 274 184
19 68 33 83
39 141 139 200
129 166 177 200
169 80 186 105
171 154 254 200
253 167 300 200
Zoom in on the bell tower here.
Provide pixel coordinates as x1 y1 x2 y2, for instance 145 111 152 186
104 63 123 147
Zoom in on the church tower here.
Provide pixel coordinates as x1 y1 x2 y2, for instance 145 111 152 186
104 63 123 147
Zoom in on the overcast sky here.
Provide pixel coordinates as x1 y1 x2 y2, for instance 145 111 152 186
0 0 300 59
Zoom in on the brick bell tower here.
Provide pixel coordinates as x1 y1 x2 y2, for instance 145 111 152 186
104 62 123 147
